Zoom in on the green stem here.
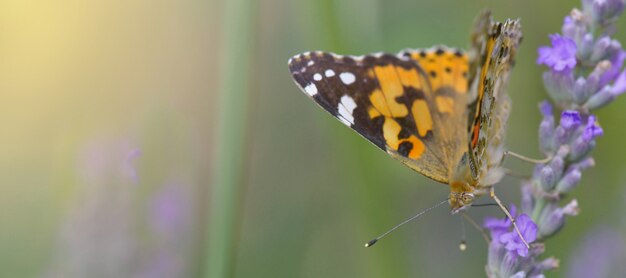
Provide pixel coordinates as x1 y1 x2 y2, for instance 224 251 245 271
205 0 255 277
531 196 545 223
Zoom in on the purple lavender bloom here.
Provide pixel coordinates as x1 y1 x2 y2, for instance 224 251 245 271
583 115 604 140
560 110 582 129
499 214 538 257
484 205 517 239
537 34 578 73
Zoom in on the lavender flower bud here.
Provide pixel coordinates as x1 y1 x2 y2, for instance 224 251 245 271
487 240 507 277
562 10 587 43
521 182 535 214
586 61 610 92
601 50 626 85
539 101 555 152
555 168 582 193
532 257 560 275
584 86 615 109
572 77 590 104
578 33 595 60
590 37 612 62
554 110 581 146
607 39 623 61
572 157 596 171
537 200 579 238
583 0 626 25
591 68 626 110
539 165 557 191
500 252 522 277
569 136 595 161
549 155 565 180
610 69 626 95
543 71 575 102
554 126 570 147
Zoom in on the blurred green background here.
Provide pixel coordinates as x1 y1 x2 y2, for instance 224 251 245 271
1 0 625 277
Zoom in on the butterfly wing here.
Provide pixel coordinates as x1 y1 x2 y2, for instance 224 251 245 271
288 49 469 183
466 11 522 184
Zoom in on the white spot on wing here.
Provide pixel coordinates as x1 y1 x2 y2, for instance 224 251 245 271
304 83 318 96
307 60 315 66
338 95 357 126
325 69 335 77
339 72 356 85
313 73 322 81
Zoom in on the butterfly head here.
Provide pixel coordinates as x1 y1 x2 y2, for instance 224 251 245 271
448 182 476 214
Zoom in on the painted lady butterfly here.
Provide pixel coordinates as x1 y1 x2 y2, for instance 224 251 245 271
288 10 524 246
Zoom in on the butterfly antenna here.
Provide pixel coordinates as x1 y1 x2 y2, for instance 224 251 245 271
364 198 449 248
471 203 499 207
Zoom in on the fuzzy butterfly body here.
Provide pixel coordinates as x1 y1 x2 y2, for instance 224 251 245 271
288 11 522 213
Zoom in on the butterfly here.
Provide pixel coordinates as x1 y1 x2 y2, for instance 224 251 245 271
288 10 523 244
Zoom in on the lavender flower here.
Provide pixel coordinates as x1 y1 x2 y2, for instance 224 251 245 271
484 205 517 239
45 138 194 278
485 0 625 276
485 212 555 277
499 215 537 257
537 34 578 73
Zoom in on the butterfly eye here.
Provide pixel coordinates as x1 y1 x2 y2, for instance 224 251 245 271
461 193 475 203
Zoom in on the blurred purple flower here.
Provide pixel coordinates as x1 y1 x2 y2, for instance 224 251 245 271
151 183 191 237
540 100 553 117
568 227 626 278
538 34 578 73
499 214 537 257
139 251 183 278
583 0 626 23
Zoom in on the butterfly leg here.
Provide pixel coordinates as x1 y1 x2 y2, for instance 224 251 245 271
489 187 530 249
504 150 552 164
502 168 531 179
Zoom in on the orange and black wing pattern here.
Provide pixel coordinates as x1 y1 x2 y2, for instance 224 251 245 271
288 48 470 183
